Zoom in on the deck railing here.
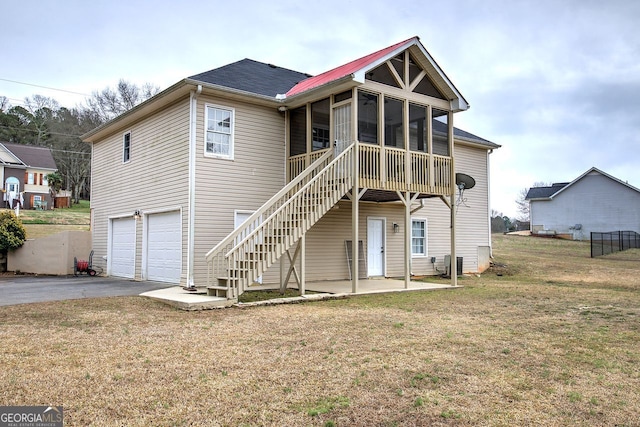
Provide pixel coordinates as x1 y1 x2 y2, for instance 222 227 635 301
288 143 452 195
288 148 331 179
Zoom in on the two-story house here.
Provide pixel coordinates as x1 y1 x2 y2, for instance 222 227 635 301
0 142 57 210
83 37 499 303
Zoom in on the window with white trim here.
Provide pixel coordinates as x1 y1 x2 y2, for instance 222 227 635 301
205 105 234 159
27 173 34 185
411 218 427 257
123 132 131 163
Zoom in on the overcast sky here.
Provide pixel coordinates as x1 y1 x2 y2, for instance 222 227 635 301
2 0 639 217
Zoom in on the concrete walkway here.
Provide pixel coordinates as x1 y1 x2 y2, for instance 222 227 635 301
141 278 460 310
0 275 170 306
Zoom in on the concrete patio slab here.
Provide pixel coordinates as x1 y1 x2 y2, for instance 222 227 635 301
140 278 461 310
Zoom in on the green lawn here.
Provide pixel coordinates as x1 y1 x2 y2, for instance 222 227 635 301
0 234 638 425
4 200 91 238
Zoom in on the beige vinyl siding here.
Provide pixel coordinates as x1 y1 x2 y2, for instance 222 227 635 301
303 142 491 280
413 143 491 274
192 95 286 285
91 98 191 280
302 201 407 281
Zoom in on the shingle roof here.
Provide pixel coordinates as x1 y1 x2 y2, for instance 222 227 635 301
0 142 57 169
432 120 500 148
285 37 415 97
188 59 311 98
525 182 570 200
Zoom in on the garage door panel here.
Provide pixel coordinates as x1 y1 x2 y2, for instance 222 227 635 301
111 218 135 279
147 211 181 283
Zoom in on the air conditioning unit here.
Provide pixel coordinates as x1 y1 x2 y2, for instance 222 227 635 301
443 255 463 277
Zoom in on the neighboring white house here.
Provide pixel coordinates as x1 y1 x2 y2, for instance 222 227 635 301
82 36 500 302
526 167 640 240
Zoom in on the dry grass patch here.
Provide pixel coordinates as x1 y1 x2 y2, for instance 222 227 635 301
1 234 639 426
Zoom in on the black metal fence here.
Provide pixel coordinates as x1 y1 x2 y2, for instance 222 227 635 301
591 231 640 257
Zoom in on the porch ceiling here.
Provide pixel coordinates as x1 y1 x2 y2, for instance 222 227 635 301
345 189 440 203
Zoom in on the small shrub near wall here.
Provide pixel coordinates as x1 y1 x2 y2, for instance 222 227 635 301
0 211 26 272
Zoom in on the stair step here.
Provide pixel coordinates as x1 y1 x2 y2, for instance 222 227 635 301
207 284 230 297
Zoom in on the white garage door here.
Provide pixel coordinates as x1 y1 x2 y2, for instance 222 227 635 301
146 211 182 283
110 217 136 278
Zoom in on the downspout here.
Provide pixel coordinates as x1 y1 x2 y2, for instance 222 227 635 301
186 84 202 289
487 149 494 258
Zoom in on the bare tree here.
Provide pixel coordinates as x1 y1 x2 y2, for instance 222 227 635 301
85 79 160 122
24 95 60 145
0 96 9 112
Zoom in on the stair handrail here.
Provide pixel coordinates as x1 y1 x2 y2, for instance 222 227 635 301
225 141 355 258
214 142 356 298
217 143 354 298
205 148 335 262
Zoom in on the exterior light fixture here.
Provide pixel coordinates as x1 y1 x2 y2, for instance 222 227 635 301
393 223 399 233
134 210 141 220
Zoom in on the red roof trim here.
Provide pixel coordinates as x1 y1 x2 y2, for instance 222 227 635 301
285 37 418 97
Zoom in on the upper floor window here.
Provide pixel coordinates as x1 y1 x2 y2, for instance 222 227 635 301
27 173 34 185
205 105 234 159
123 132 131 163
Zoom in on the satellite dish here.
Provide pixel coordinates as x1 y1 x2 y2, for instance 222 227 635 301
455 173 476 190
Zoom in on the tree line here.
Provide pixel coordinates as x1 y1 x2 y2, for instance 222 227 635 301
0 80 159 203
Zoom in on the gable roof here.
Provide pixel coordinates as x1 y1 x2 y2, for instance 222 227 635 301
186 36 468 110
188 59 311 98
284 37 413 97
284 36 469 111
0 142 57 170
84 37 473 142
525 167 640 200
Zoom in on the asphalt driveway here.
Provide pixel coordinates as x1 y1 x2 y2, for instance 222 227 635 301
0 275 171 306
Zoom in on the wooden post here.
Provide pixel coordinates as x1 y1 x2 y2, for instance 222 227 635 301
449 112 457 287
404 191 411 289
352 142 359 294
300 233 306 296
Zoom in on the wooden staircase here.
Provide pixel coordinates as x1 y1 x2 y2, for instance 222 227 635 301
205 142 355 299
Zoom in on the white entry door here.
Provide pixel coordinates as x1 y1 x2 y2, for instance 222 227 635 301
367 218 385 277
110 217 136 278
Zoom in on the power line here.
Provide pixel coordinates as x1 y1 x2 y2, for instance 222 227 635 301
0 124 85 139
0 78 91 97
50 148 91 156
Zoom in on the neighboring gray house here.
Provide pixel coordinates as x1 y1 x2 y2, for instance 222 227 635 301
526 167 640 240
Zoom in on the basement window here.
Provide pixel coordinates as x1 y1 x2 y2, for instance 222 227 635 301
411 218 427 257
